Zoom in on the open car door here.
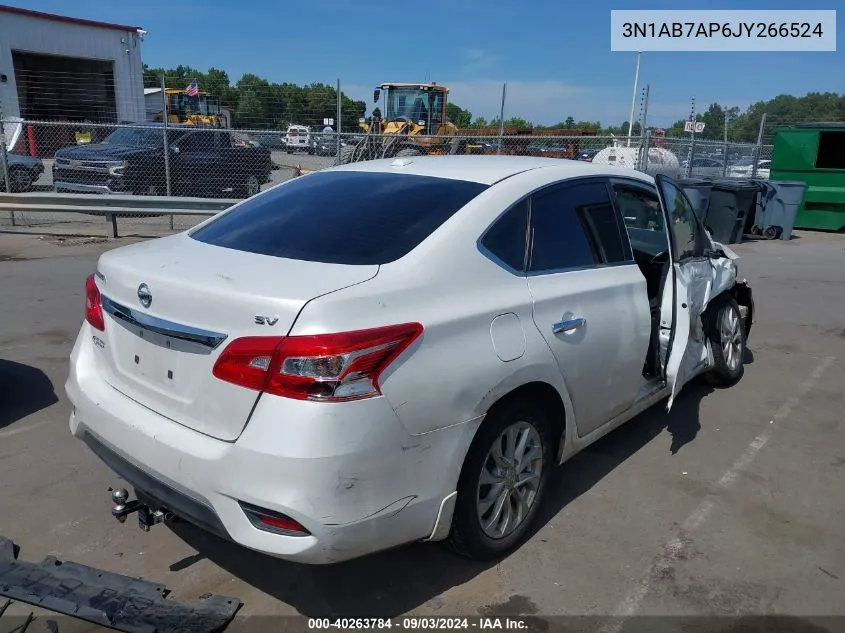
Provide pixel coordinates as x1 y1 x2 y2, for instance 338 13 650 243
654 174 716 410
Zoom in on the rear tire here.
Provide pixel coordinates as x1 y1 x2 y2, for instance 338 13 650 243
239 174 261 198
337 145 358 165
8 166 34 193
703 296 746 387
446 398 552 560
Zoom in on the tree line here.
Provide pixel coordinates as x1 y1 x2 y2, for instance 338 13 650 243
143 64 367 132
143 66 840 142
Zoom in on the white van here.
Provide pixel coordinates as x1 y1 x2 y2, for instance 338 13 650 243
284 125 311 153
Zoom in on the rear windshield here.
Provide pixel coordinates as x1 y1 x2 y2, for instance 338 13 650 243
190 170 489 265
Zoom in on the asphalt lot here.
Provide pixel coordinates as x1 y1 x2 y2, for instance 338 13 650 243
0 228 844 630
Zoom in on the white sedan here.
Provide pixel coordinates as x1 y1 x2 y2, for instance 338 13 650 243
728 159 771 179
66 156 754 564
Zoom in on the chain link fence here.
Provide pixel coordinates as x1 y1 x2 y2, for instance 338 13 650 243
1 117 776 233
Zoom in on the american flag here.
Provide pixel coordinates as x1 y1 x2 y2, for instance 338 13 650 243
185 78 199 96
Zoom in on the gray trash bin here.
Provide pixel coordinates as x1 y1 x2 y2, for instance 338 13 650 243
676 178 713 223
702 179 762 244
753 181 806 240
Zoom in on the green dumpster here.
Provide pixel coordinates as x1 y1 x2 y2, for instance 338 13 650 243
770 123 845 231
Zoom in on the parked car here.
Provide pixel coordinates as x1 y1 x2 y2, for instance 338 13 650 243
250 131 286 149
53 124 273 198
728 159 771 179
311 132 341 156
1 153 44 192
684 157 725 179
67 157 754 565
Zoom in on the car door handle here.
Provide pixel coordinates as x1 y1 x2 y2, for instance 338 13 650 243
552 317 586 334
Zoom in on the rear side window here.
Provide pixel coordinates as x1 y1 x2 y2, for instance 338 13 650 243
480 200 528 272
191 171 488 265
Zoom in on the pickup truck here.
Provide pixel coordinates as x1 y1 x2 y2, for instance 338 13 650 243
53 124 273 198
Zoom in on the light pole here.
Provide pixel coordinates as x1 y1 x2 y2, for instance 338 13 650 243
626 51 642 147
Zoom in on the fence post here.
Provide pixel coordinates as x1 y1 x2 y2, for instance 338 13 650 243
160 75 174 230
0 99 14 226
497 83 506 155
721 111 730 177
751 113 767 179
336 78 342 163
639 130 651 172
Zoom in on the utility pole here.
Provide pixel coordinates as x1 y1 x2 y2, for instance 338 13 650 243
638 85 650 171
685 97 696 178
640 84 650 133
336 78 342 163
722 107 731 177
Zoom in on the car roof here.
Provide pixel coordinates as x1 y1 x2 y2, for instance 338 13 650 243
328 155 655 186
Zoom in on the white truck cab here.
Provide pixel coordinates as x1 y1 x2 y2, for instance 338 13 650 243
284 125 311 153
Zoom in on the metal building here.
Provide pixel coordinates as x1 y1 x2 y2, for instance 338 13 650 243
0 5 146 126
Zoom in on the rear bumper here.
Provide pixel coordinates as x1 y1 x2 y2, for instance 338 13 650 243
66 324 475 564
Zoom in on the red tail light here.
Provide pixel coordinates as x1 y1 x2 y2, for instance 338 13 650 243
85 274 105 331
212 323 423 402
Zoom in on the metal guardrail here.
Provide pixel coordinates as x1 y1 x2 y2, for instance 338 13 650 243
0 192 236 237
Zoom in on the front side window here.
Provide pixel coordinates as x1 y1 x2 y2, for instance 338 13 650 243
657 178 706 260
613 184 669 259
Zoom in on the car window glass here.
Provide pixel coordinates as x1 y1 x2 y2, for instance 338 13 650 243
528 182 604 273
191 171 488 265
575 188 629 264
177 132 214 152
480 200 528 272
659 180 705 260
613 184 669 258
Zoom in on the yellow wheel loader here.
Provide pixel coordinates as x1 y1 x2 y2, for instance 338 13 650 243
150 88 227 128
337 82 462 164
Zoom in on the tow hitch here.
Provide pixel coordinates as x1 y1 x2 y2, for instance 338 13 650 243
110 487 176 532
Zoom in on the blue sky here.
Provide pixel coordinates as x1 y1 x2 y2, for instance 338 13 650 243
12 0 843 126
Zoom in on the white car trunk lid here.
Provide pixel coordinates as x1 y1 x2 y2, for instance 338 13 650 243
92 234 378 441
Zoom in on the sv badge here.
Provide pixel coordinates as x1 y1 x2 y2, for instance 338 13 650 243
254 315 279 326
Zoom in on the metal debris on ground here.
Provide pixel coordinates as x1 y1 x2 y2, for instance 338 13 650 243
0 537 241 633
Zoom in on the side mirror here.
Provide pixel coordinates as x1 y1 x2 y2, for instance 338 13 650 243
373 89 380 104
